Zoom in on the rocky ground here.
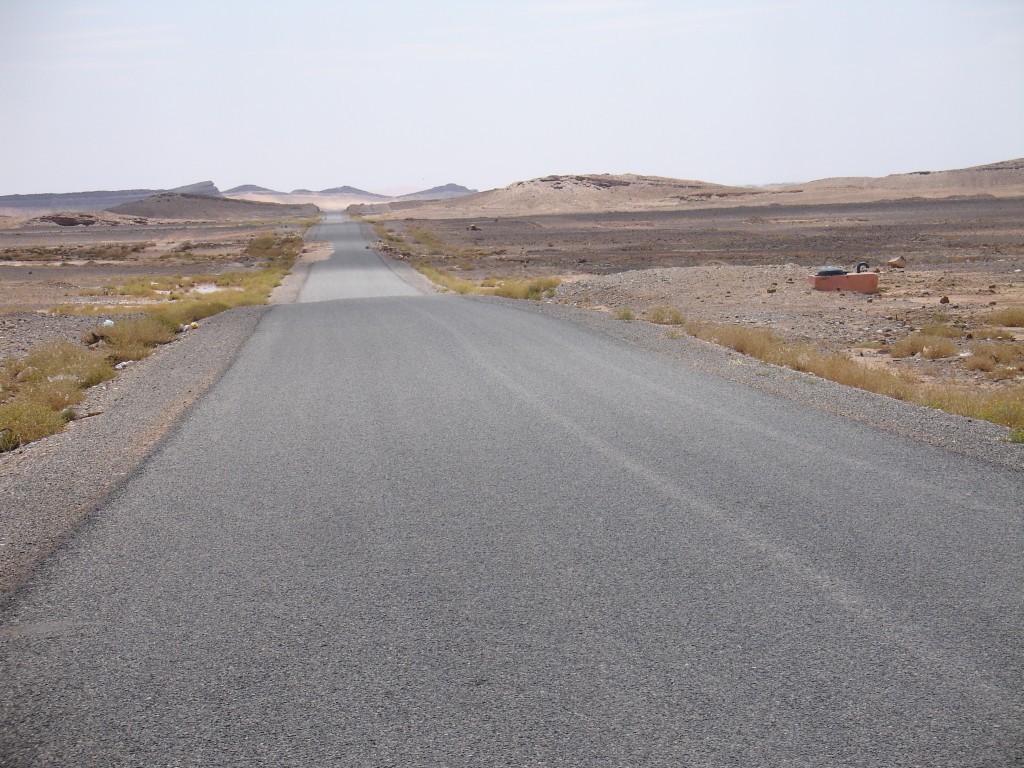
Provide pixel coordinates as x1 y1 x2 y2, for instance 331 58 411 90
0 216 309 359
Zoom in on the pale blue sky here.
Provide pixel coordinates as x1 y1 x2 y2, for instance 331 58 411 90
2 0 1022 195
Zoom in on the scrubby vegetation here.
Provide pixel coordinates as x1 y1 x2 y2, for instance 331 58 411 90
0 232 305 452
677 316 1023 434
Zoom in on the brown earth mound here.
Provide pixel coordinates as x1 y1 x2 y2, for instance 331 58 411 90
109 193 318 221
358 159 1024 219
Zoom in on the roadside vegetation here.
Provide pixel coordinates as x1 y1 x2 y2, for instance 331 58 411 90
633 308 1024 435
0 232 306 453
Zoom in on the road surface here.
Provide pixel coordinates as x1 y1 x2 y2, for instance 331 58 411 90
2 215 1022 766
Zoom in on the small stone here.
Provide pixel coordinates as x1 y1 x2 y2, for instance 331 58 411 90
939 296 950 304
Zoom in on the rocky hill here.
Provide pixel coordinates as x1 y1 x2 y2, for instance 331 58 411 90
223 184 281 194
0 181 220 217
397 184 477 201
108 193 318 221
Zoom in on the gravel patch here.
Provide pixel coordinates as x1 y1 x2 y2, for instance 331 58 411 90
0 312 107 359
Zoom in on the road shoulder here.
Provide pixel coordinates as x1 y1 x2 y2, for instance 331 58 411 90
0 305 267 599
482 295 1024 472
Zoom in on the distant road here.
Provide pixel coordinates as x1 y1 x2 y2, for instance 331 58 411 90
2 214 1021 766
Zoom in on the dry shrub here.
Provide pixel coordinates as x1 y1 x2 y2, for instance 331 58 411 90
920 385 1024 430
890 334 958 359
17 340 114 388
95 316 177 362
614 307 636 321
989 307 1024 327
492 277 562 300
19 378 85 411
415 264 475 294
968 342 1024 367
964 355 996 372
677 316 1022 433
647 306 686 325
970 326 1015 341
0 400 68 447
919 322 962 339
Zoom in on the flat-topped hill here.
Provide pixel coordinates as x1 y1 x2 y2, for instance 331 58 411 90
108 193 318 221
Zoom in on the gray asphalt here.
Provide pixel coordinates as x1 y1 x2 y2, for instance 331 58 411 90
2 215 1022 766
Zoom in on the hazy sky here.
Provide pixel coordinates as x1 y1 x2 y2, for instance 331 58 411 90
2 0 1022 195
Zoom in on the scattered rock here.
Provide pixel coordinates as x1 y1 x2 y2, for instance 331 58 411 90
888 256 907 268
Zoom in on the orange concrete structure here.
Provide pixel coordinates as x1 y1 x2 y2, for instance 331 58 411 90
807 272 879 293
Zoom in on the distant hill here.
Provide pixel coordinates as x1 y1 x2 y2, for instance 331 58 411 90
224 184 281 194
0 181 220 216
317 186 389 198
397 184 477 201
352 160 1024 218
222 183 476 211
0 179 478 217
108 193 318 221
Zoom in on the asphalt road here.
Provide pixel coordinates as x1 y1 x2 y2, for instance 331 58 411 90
2 216 1022 766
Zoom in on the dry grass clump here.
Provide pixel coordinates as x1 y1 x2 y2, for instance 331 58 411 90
414 263 475 294
646 305 686 325
0 401 67 449
682 318 914 400
0 341 117 450
491 277 561 300
920 386 1024 431
919 322 963 339
970 326 1015 341
678 317 1024 433
989 307 1024 327
890 334 958 359
963 341 1024 380
15 341 115 388
91 316 177 362
410 264 561 301
614 307 636 321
